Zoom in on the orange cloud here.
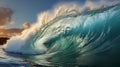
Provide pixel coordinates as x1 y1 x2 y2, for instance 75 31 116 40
22 22 31 29
0 28 24 38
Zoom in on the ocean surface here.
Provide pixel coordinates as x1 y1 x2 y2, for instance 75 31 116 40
0 3 120 67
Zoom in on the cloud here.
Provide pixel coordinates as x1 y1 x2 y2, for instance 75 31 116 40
0 7 25 38
0 7 13 28
0 28 24 38
22 22 31 29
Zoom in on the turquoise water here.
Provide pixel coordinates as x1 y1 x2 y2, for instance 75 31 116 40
27 3 120 66
0 3 120 67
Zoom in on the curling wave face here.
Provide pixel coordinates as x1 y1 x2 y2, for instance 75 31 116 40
4 3 120 66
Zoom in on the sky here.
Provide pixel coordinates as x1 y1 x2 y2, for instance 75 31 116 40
0 0 119 38
0 0 85 28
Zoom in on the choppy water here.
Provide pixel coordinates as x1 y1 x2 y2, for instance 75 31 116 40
1 3 120 67
0 46 30 67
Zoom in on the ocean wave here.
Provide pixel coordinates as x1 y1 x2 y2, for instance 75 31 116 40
4 2 120 66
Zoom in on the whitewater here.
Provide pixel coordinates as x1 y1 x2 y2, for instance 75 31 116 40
0 1 120 67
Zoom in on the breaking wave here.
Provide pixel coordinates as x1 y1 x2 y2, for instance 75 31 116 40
4 1 120 66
